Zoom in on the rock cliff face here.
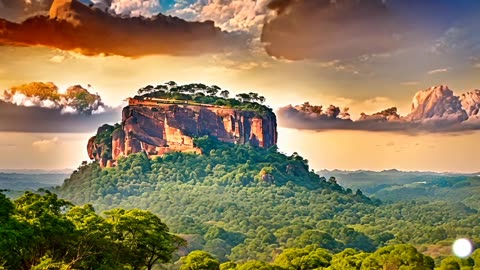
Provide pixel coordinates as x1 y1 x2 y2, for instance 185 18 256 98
460 89 480 117
405 85 468 122
88 101 277 167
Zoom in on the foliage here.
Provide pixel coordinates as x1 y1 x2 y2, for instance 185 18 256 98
10 82 61 100
0 191 182 270
180 250 220 270
92 123 121 160
7 83 103 114
361 244 435 270
56 138 479 262
273 245 332 270
136 82 272 114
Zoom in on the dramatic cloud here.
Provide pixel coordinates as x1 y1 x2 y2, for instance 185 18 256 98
261 0 480 60
278 86 480 134
0 0 242 57
0 82 120 133
109 0 160 17
1 82 110 115
0 0 53 22
170 0 272 33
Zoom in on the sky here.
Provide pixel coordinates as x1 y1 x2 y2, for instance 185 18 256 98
0 0 479 172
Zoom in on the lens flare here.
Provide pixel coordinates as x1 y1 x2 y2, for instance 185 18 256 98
452 238 473 258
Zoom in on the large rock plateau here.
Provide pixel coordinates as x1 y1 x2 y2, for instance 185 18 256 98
88 99 277 167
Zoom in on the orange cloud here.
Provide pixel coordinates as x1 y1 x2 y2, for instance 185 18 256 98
0 0 241 57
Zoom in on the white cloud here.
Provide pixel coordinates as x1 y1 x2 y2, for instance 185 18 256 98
110 0 160 17
428 68 449 75
170 0 272 33
316 60 360 74
61 106 79 114
32 137 59 152
49 55 66 63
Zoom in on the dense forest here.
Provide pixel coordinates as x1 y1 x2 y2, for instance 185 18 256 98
1 192 479 270
56 137 480 265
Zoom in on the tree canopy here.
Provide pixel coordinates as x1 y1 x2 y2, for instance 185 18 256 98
0 191 183 270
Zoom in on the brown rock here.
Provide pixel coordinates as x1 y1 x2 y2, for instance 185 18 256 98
87 101 277 167
87 136 96 160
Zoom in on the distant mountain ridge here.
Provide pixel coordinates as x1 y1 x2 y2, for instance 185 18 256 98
278 85 480 132
318 169 480 207
318 169 480 176
0 169 73 174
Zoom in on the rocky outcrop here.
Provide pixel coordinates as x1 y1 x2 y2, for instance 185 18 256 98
405 85 468 122
460 89 480 117
359 107 401 122
88 101 277 167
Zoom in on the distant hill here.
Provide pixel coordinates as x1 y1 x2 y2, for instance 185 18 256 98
318 169 480 207
0 172 69 191
0 169 73 174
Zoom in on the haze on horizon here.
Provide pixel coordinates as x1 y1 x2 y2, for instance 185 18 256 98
0 0 479 173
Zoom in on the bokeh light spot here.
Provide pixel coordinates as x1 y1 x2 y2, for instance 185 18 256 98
452 238 473 258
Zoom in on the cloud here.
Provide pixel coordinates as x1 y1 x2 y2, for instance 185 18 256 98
277 85 480 134
32 137 59 152
0 100 120 133
0 0 242 57
401 81 419 86
110 0 160 17
260 0 480 61
0 0 53 22
170 0 272 33
49 54 66 63
427 68 449 75
0 82 120 133
2 82 110 115
361 97 396 114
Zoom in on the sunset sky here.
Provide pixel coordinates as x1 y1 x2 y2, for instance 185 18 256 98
0 0 479 172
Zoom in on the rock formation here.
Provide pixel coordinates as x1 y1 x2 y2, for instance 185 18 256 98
460 89 480 117
359 107 401 122
405 85 468 122
88 99 277 167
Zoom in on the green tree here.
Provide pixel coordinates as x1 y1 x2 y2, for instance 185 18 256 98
361 244 434 270
220 261 237 270
274 246 332 270
220 90 230 99
473 249 480 270
440 257 461 270
329 248 369 270
105 208 185 270
237 260 274 270
440 256 474 270
181 250 220 270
